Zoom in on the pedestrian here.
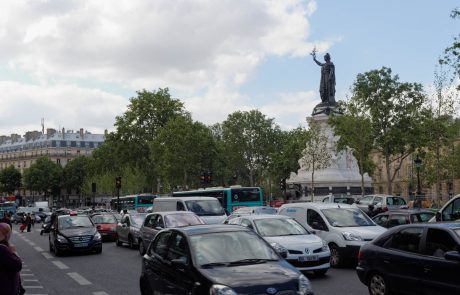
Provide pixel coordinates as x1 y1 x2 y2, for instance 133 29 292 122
0 213 12 229
0 222 24 295
25 213 32 232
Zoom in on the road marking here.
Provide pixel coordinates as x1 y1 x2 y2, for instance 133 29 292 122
23 286 44 289
21 274 34 276
22 268 31 271
41 252 53 259
67 272 92 285
93 292 110 295
34 246 44 252
52 261 69 270
23 279 39 282
29 242 37 246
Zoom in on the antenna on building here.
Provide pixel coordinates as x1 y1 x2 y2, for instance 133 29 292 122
41 118 45 134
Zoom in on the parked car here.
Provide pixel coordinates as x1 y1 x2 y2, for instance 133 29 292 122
12 212 26 224
91 214 118 241
372 209 435 228
226 214 330 275
139 225 314 295
223 206 278 223
356 223 460 295
279 202 386 267
321 195 356 204
138 211 204 255
431 194 460 222
355 194 407 213
116 213 147 248
49 214 102 256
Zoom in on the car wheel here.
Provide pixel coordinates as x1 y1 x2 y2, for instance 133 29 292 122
329 244 342 268
128 235 135 249
116 236 122 247
138 239 146 256
314 269 328 276
368 273 389 295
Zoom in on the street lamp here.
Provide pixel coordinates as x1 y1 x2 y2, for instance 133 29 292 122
414 155 422 196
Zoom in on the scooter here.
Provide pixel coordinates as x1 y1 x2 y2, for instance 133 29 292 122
40 218 52 235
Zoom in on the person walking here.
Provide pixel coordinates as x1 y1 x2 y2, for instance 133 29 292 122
0 222 24 295
25 213 32 232
0 213 12 229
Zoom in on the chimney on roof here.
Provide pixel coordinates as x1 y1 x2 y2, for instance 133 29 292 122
80 128 84 139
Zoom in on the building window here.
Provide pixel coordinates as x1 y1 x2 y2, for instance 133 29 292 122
71 141 77 147
60 141 67 147
56 158 61 164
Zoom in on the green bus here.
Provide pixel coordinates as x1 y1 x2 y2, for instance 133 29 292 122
110 194 158 212
172 186 263 213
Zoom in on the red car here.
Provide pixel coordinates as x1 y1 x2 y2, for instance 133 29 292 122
91 214 118 241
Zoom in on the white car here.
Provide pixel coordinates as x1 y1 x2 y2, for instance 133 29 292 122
278 202 386 267
226 214 330 275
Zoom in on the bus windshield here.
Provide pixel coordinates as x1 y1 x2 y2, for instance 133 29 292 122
185 200 225 216
231 188 261 203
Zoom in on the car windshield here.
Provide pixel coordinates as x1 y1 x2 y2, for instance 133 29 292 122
185 200 224 216
164 214 204 227
92 215 117 224
321 208 375 227
131 214 146 226
190 231 278 266
254 218 308 237
58 216 93 229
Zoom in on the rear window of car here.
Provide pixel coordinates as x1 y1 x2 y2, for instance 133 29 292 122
410 212 435 223
387 197 406 206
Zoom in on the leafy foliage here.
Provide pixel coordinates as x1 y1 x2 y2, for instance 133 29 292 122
23 157 62 196
0 165 21 194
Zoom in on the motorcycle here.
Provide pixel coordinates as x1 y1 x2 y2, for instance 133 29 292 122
40 216 53 235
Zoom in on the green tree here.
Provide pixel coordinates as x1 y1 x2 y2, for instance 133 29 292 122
300 119 332 202
23 157 62 197
351 67 428 194
150 115 216 191
0 165 21 194
221 110 281 187
329 102 375 197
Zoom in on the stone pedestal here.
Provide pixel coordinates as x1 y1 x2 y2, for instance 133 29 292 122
287 107 372 201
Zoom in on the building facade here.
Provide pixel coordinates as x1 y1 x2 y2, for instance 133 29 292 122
0 128 105 207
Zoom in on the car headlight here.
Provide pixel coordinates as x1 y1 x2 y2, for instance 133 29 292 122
299 274 314 295
57 234 67 243
342 232 363 241
210 284 237 295
270 242 287 254
321 240 329 252
94 232 101 240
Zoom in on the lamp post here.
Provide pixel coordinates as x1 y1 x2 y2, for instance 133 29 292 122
414 155 422 196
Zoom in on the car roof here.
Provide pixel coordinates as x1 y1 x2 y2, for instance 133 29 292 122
174 224 249 236
155 196 218 201
280 202 357 210
374 209 435 216
146 211 197 217
234 214 290 221
393 222 460 231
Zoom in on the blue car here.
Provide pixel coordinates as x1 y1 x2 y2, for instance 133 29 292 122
140 225 314 295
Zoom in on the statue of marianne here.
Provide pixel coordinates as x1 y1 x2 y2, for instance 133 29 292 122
312 51 336 106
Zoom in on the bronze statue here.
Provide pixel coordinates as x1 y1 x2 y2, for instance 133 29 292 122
311 48 336 106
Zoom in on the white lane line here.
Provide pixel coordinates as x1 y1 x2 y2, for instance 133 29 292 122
22 268 31 271
23 279 39 282
23 286 44 289
93 292 110 295
67 272 92 286
41 252 53 259
29 242 37 246
21 274 34 276
52 261 69 270
34 246 44 252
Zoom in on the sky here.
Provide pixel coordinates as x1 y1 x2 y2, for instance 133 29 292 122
0 0 458 136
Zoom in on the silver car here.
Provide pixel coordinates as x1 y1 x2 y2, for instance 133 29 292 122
115 213 147 248
138 211 204 255
356 194 407 213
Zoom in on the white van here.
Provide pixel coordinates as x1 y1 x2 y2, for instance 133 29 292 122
278 202 386 267
429 194 460 222
153 197 227 224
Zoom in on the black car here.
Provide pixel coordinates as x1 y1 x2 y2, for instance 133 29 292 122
356 223 460 295
372 209 435 228
49 214 102 256
140 225 314 295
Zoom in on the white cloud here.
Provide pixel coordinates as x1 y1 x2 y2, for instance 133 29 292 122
0 0 335 134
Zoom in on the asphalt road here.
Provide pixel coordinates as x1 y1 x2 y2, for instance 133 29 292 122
10 223 368 295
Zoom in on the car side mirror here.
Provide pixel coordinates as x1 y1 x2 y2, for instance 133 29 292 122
171 257 188 269
435 212 441 222
278 250 288 259
444 251 460 262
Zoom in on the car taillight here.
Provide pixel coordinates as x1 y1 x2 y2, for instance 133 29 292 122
357 250 363 260
383 206 388 212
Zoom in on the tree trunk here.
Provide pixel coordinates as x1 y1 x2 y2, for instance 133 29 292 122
360 159 365 198
311 169 315 202
385 154 392 195
435 142 441 202
249 168 254 187
183 169 187 189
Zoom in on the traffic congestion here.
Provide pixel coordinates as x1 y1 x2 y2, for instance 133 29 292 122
2 188 459 295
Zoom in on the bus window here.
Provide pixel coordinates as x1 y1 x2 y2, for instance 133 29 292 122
231 188 261 203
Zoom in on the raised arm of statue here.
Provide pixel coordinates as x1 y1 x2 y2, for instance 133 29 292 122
313 55 324 66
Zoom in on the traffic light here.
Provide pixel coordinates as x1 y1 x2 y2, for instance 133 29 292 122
207 171 213 184
280 179 286 191
115 176 122 189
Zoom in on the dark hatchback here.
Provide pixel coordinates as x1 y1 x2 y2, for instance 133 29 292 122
356 223 460 295
140 225 314 295
372 209 435 228
49 214 102 256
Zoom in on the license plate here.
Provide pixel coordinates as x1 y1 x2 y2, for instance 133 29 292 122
74 243 88 248
298 255 318 262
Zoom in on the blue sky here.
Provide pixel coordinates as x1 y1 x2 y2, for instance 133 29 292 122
0 0 458 136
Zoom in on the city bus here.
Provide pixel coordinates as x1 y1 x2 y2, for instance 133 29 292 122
110 194 158 213
0 201 17 218
172 186 263 213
